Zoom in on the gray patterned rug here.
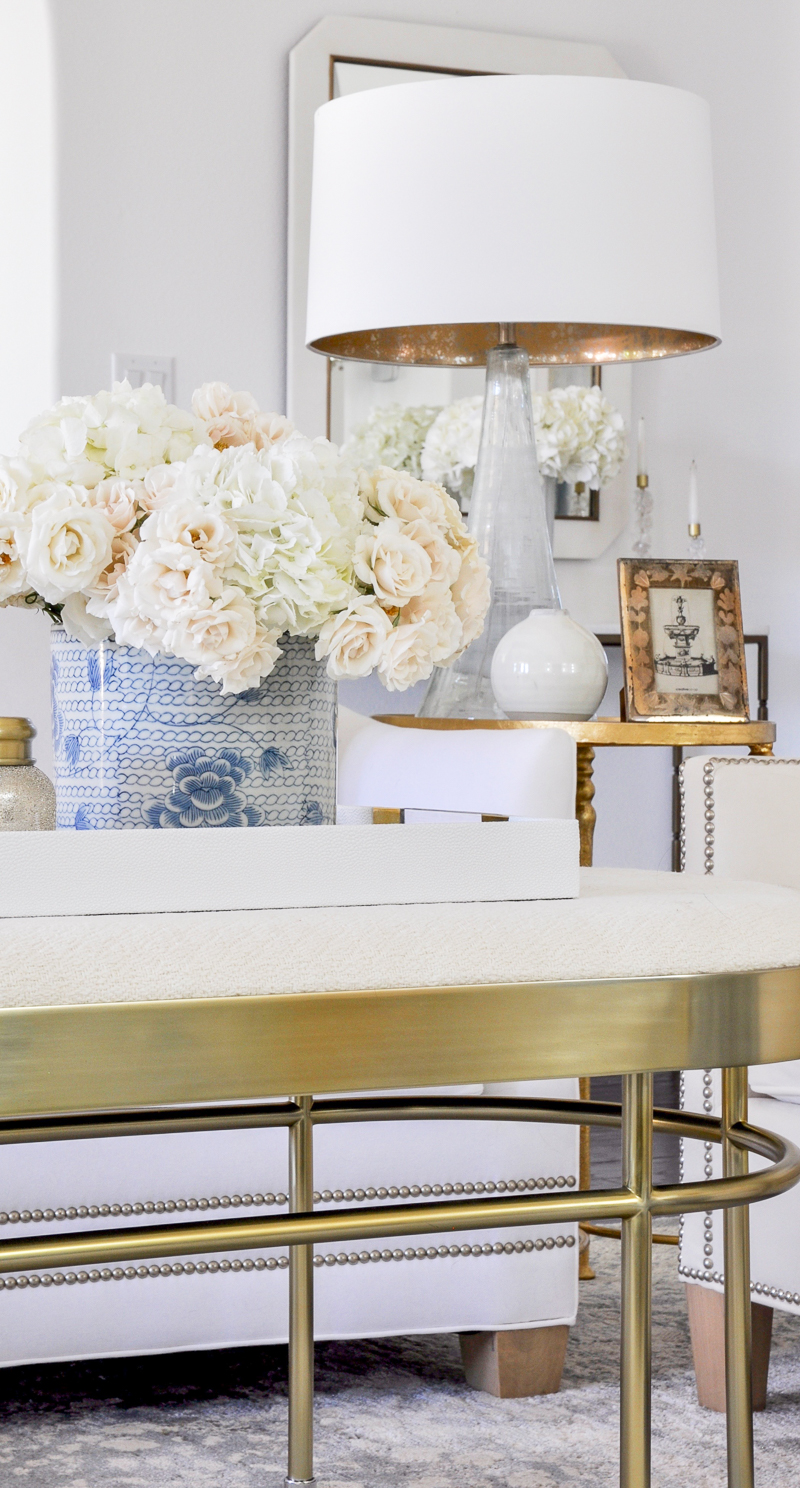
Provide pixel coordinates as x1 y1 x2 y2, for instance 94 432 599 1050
1 1236 799 1487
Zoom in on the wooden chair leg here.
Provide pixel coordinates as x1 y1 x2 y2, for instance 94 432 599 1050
685 1282 773 1411
459 1325 569 1398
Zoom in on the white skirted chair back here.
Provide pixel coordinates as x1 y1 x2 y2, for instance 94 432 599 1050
680 754 800 1406
0 712 581 1400
337 706 576 821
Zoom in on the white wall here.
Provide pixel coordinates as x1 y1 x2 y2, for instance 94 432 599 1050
0 1 57 773
2 1 798 863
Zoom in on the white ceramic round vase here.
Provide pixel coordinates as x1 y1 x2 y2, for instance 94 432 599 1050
490 609 608 721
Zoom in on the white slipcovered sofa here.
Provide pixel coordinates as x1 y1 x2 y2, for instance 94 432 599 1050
0 711 580 1397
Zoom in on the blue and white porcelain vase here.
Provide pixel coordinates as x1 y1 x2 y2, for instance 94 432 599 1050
50 629 336 830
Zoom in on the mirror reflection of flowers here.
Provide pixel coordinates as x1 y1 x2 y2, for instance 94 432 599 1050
0 381 489 695
340 403 440 480
531 386 627 489
342 396 482 511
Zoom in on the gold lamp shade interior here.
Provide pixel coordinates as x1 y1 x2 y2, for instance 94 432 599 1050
308 322 720 367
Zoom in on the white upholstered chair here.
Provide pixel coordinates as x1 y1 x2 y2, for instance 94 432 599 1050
680 753 800 1409
0 710 580 1399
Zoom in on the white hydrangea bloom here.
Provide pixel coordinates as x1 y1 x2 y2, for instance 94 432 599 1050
531 386 627 488
341 403 440 480
19 380 208 486
420 395 483 496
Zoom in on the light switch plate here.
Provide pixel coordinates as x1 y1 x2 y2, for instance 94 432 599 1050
111 354 175 403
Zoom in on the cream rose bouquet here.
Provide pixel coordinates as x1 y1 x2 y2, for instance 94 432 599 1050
0 382 489 694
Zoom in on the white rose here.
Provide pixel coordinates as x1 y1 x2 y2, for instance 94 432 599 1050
140 462 183 512
354 517 432 603
191 381 293 452
148 497 236 568
400 588 462 664
194 624 282 694
86 532 139 616
22 485 115 601
252 410 294 449
0 457 39 515
0 513 29 599
127 546 220 625
106 570 165 655
192 381 259 425
315 598 393 679
61 592 113 645
402 517 461 589
360 466 449 527
450 547 491 650
163 588 257 668
377 615 438 691
90 477 143 532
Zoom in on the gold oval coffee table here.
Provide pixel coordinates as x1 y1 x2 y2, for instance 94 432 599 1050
0 868 798 1488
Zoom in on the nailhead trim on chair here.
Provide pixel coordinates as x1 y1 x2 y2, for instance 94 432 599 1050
312 1234 577 1268
0 1194 289 1225
677 1067 800 1306
677 1261 800 1307
702 761 716 874
678 760 800 1308
0 1176 575 1228
0 1233 576 1292
678 755 800 879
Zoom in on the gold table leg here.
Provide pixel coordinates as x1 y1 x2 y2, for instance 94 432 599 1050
578 1076 595 1280
576 746 596 1276
286 1096 316 1488
723 1067 755 1488
576 742 596 868
620 1073 652 1488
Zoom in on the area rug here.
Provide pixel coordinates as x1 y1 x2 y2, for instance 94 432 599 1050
1 1236 799 1487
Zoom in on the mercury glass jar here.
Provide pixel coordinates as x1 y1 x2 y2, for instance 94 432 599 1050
0 718 56 830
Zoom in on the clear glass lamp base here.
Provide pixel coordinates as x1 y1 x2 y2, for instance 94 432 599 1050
419 341 561 721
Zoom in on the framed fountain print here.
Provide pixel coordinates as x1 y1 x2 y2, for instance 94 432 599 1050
618 559 749 722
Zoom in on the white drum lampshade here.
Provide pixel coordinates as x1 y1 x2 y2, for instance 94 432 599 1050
306 75 720 718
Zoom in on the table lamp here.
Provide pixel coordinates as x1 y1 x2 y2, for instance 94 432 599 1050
306 75 720 719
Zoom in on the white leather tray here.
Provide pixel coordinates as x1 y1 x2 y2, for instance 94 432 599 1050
0 820 579 918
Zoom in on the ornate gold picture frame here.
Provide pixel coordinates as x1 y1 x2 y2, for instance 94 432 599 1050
618 559 749 722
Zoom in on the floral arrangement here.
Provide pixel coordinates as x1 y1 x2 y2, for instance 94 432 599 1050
531 385 627 489
0 381 489 694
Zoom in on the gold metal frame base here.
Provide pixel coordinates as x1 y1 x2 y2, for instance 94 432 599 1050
0 1090 794 1488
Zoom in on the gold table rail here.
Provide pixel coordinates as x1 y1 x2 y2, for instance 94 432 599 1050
375 715 777 869
0 961 800 1488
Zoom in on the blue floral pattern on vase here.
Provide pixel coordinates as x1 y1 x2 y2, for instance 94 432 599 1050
143 749 263 829
50 631 336 830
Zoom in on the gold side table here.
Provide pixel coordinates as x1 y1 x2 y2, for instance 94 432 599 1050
376 716 776 869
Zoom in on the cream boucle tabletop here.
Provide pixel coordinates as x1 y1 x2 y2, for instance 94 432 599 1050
2 868 800 1010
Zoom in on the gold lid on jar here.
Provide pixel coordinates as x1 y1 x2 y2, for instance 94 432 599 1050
0 718 35 765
